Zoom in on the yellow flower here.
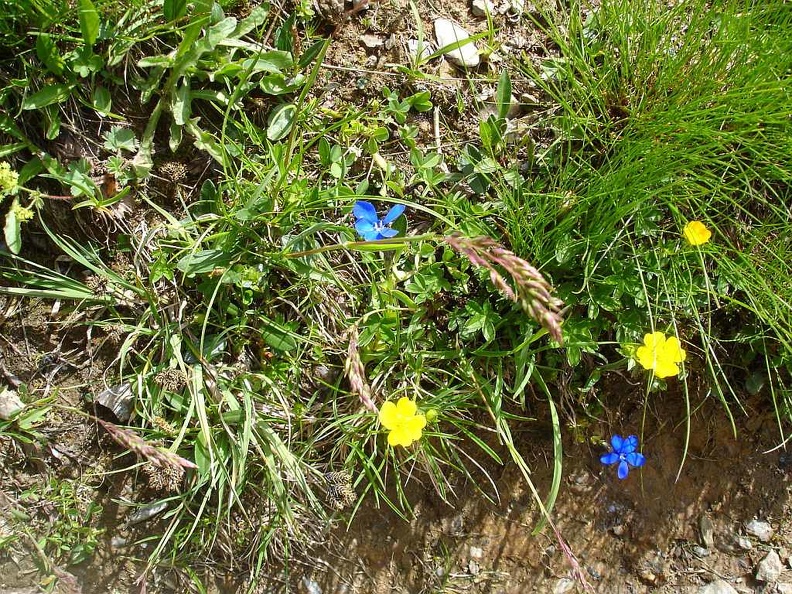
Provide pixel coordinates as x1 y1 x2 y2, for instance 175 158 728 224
636 332 687 378
0 162 19 195
683 221 712 246
378 397 426 447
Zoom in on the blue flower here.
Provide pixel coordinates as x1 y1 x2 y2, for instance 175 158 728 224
353 201 405 241
600 434 646 479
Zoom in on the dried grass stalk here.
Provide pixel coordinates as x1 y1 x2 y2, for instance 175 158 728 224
444 233 564 343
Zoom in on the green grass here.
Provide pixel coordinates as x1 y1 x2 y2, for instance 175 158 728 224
1 0 791 590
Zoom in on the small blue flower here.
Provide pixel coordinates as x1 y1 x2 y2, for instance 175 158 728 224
353 201 405 241
600 434 646 480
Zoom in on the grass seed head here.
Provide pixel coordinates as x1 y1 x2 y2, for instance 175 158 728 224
444 233 565 343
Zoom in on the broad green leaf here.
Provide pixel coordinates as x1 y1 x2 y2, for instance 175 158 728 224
36 34 65 75
21 84 72 110
231 5 269 38
92 86 112 113
79 0 100 46
260 73 305 95
4 207 21 255
176 249 232 275
163 0 188 21
496 69 512 121
185 118 227 165
72 46 104 77
103 127 138 152
267 103 295 141
204 17 237 49
240 51 294 74
259 320 298 353
169 120 183 152
172 81 191 126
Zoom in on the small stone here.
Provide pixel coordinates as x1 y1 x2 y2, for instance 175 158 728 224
469 546 484 559
468 559 480 575
777 583 792 594
301 577 322 594
471 0 495 17
553 578 575 594
756 550 783 583
434 18 480 68
360 34 384 49
697 580 738 594
505 0 525 18
736 535 753 550
0 387 24 420
406 39 434 63
745 519 774 542
699 515 715 549
692 545 711 558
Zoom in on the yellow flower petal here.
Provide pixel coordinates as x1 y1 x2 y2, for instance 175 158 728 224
395 397 417 417
653 359 680 379
683 221 712 246
378 401 398 430
636 345 655 371
644 332 664 348
635 331 686 378
388 428 410 447
662 336 686 363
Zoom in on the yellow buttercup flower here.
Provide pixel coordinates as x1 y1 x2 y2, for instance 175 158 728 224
378 397 426 447
683 221 712 246
636 331 686 378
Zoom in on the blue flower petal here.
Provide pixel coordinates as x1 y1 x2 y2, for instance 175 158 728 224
611 434 625 453
600 452 619 465
624 435 639 454
355 219 376 234
353 201 378 223
626 452 646 468
378 227 399 238
382 204 405 225
617 460 630 479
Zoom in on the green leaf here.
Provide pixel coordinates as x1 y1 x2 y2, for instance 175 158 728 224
241 51 294 74
44 105 61 140
259 320 298 353
72 46 104 77
103 126 138 152
496 69 512 121
298 40 325 69
21 84 72 110
4 207 21 255
137 55 174 68
260 73 305 95
176 249 232 276
163 0 188 21
92 86 112 113
169 120 183 152
267 103 295 141
36 34 66 76
172 81 191 126
78 0 100 46
232 5 270 38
